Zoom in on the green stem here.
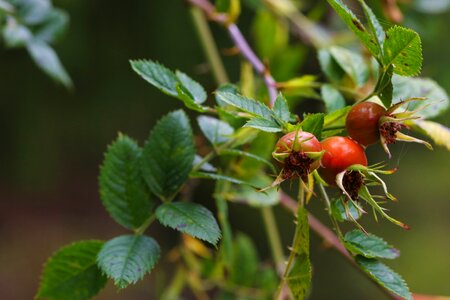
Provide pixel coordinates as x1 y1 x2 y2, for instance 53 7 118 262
190 6 229 85
134 214 156 235
261 207 285 272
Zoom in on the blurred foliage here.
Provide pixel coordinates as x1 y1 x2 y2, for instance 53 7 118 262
0 0 450 299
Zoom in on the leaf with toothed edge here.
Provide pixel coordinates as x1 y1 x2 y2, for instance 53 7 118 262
272 93 291 123
326 0 380 57
97 235 160 289
156 202 221 246
356 256 412 300
344 230 400 259
300 113 324 140
358 0 385 55
36 240 107 300
383 26 422 77
244 117 283 132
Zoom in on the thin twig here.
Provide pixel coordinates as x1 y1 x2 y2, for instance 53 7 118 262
186 0 278 107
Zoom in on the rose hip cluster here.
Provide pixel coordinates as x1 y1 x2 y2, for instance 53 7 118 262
270 99 430 229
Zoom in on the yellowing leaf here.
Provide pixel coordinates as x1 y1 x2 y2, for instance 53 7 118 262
414 120 450 151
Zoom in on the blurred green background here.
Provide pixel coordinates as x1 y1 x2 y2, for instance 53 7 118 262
0 0 449 299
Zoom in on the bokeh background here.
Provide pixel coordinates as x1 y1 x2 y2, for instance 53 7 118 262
0 0 449 299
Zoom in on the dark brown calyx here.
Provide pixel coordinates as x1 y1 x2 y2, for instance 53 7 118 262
342 171 364 201
282 151 313 181
380 121 406 144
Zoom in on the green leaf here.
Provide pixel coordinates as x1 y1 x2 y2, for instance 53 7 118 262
2 18 32 48
34 8 69 43
190 171 255 186
130 60 208 112
229 233 259 286
300 113 324 140
244 117 283 132
219 149 276 173
358 0 385 54
14 0 52 25
99 134 153 230
324 106 351 128
321 84 346 112
318 48 345 83
356 256 412 300
392 75 449 118
286 207 311 300
130 59 178 96
215 83 240 106
36 240 107 300
141 110 195 200
97 235 160 289
273 93 291 123
215 91 274 121
330 46 369 87
344 230 400 259
383 26 422 77
331 198 362 222
26 40 72 88
156 202 221 245
197 116 234 145
326 0 380 57
413 120 450 151
175 70 207 104
378 66 394 107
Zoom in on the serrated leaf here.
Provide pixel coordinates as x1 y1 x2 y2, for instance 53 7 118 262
413 120 450 151
97 235 160 289
326 0 380 57
99 134 153 230
215 91 274 121
324 106 351 127
356 256 412 300
321 84 346 112
244 117 283 132
197 116 234 145
190 171 255 187
273 93 291 123
36 240 107 300
344 230 400 259
175 70 207 104
156 202 221 245
215 83 240 106
286 207 311 300
2 17 32 48
130 59 178 96
141 110 195 200
392 75 449 118
26 40 72 88
359 0 385 50
331 198 362 222
383 26 422 76
330 46 369 87
300 113 324 139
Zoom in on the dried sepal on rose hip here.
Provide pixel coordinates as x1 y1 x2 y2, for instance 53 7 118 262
345 98 433 157
319 136 409 230
271 130 324 184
